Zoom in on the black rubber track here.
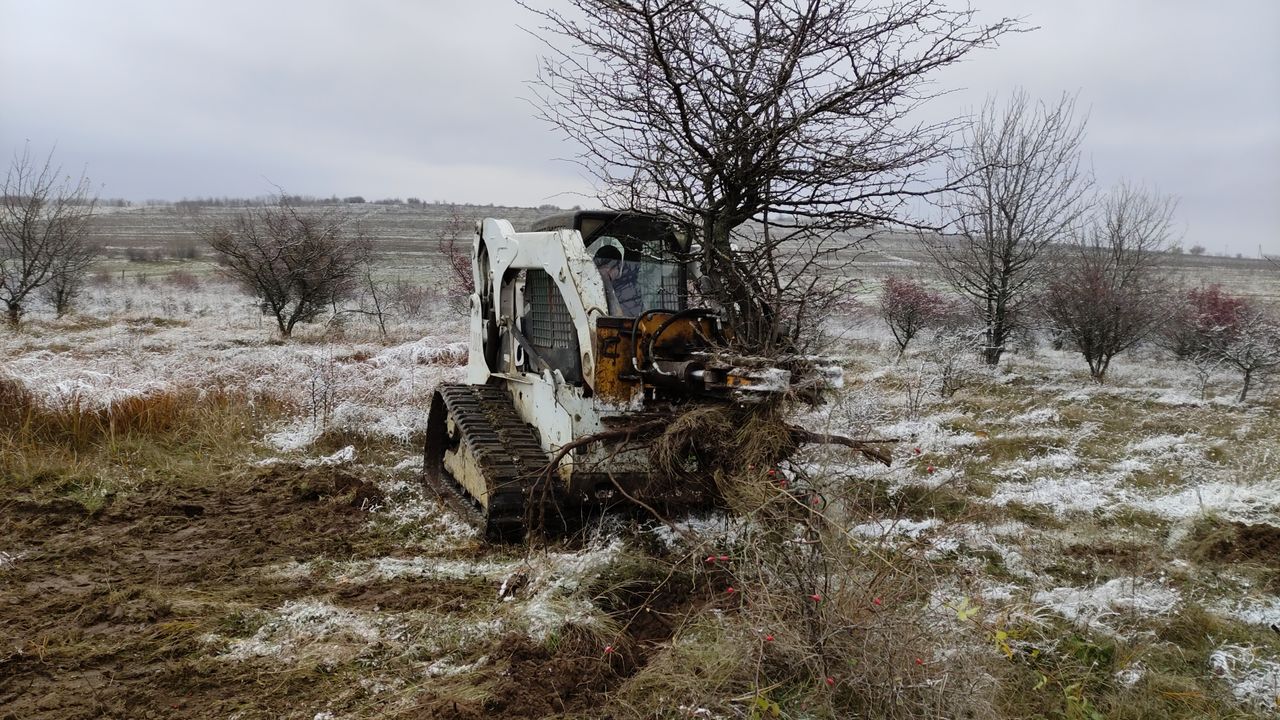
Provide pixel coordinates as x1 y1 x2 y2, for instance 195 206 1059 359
422 382 549 542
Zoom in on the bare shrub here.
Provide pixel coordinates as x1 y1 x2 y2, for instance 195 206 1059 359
879 276 947 358
1 145 99 325
171 241 201 261
1163 286 1280 401
438 206 474 315
389 278 430 317
165 270 201 291
1160 285 1248 360
1042 183 1177 381
1202 308 1280 402
125 247 162 263
202 197 372 338
926 90 1092 366
925 326 983 398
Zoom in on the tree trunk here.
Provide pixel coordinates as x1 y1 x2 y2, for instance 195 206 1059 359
1239 368 1252 403
5 302 19 327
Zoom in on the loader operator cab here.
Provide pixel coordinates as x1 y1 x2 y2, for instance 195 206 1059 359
530 211 689 318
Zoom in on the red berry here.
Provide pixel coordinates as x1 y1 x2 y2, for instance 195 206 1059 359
726 586 736 594
604 645 614 654
764 634 775 642
873 597 882 605
913 447 921 455
825 676 835 687
915 657 924 665
718 555 729 562
809 593 822 603
926 465 936 474
705 555 717 563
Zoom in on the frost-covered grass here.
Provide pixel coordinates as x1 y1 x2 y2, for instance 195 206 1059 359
808 316 1280 717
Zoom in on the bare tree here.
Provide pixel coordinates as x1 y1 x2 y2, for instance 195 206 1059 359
203 198 371 337
1197 306 1280 402
40 237 100 318
0 146 99 325
926 90 1092 365
878 276 946 358
524 0 1017 351
1042 183 1177 381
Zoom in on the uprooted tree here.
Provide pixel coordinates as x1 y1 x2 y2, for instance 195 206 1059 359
203 198 372 337
0 146 99 325
524 0 1017 353
926 90 1092 366
1043 183 1177 382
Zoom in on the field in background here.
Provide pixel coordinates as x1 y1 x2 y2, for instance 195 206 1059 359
86 202 1280 304
1 207 1278 718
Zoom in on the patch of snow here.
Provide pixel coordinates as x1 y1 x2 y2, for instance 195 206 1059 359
1132 479 1280 524
311 445 356 467
649 514 744 551
1115 662 1146 688
220 598 391 662
265 421 324 452
0 550 22 570
1209 644 1280 712
1129 434 1203 463
1214 596 1280 629
1032 577 1180 634
992 450 1079 478
851 517 941 540
1010 407 1058 425
425 655 488 678
989 473 1124 515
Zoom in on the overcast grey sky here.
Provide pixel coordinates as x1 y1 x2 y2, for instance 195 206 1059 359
2 1 1277 254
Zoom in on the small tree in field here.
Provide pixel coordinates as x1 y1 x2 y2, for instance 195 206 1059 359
878 276 946 358
926 90 1093 366
40 237 99 318
1198 306 1280 402
1160 285 1248 359
204 198 371 337
1163 285 1279 401
1042 183 1176 381
1 146 99 325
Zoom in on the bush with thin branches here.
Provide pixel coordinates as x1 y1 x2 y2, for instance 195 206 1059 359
202 197 371 337
879 276 947 358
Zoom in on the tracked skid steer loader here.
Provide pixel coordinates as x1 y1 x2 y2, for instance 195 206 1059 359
423 211 841 541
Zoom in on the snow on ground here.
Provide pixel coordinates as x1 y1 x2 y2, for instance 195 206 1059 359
0 279 467 452
1214 595 1280 629
1209 644 1280 712
0 550 21 571
216 598 393 664
1032 578 1182 636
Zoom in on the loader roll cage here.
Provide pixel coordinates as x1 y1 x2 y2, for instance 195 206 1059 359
530 211 689 317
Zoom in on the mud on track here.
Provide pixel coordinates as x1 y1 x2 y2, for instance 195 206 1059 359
0 464 669 719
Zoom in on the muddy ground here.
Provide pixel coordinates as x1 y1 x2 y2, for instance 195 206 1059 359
0 464 679 719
